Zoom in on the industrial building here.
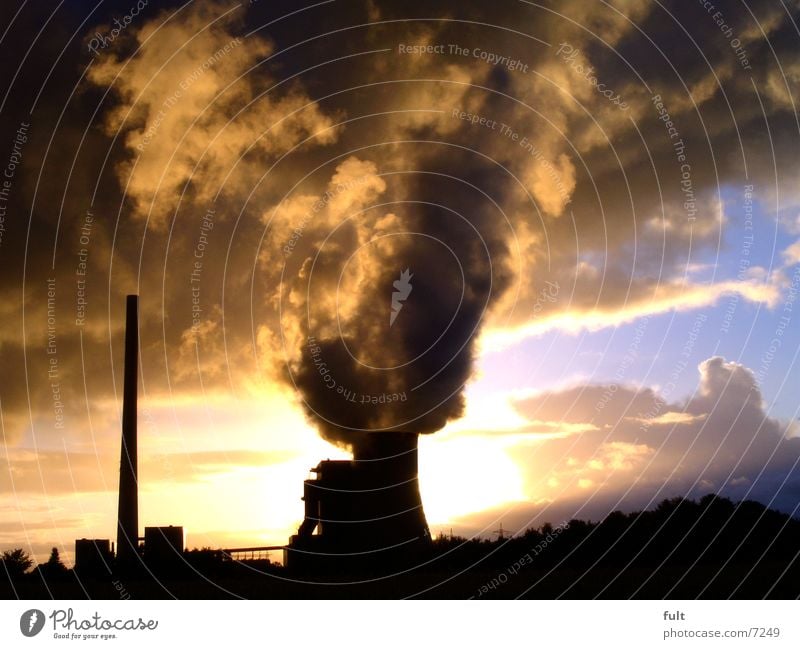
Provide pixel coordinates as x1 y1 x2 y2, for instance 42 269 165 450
74 295 184 575
144 526 184 564
74 295 431 578
73 539 114 577
285 431 431 573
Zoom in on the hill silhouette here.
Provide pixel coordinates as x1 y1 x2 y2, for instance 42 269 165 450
2 494 799 599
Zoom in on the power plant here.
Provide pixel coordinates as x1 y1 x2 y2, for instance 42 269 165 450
75 295 431 577
286 431 431 572
74 295 184 577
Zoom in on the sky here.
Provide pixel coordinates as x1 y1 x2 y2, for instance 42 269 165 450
0 0 799 565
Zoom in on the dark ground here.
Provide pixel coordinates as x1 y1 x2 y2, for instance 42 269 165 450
3 561 800 599
4 495 800 599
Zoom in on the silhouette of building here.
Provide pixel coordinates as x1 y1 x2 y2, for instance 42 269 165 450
73 295 185 575
144 526 184 565
74 539 113 578
286 431 431 572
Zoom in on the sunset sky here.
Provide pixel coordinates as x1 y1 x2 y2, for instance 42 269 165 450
1 0 799 566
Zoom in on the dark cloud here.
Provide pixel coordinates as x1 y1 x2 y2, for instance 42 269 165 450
513 383 664 427
286 154 516 449
0 0 798 519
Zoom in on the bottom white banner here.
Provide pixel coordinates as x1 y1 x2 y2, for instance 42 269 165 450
0 600 797 647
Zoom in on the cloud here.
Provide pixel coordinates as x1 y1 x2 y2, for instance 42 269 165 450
494 356 800 523
482 273 782 351
514 383 664 427
86 2 339 228
3 0 798 438
1 0 799 547
783 240 800 266
0 448 296 494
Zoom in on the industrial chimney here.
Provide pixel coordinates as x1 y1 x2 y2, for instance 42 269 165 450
116 294 139 569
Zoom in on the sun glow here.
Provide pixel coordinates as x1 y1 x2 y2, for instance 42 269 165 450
418 434 525 525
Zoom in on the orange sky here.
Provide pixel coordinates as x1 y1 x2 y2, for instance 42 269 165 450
2 0 800 567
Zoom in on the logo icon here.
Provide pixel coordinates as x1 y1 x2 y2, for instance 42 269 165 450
20 609 45 637
390 268 413 327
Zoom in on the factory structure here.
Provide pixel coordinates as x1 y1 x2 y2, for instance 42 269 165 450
74 295 431 577
74 296 184 577
285 431 431 572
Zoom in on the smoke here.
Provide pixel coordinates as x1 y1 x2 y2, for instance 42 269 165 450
276 155 517 452
68 0 799 459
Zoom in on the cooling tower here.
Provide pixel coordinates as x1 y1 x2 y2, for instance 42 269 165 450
286 431 431 573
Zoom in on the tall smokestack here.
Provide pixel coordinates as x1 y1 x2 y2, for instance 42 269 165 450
116 295 139 569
